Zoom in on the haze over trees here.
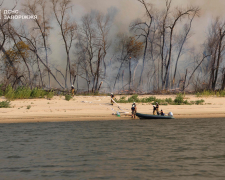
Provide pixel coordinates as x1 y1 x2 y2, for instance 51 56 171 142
1 0 225 93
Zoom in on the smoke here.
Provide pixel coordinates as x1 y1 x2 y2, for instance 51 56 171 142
4 0 225 37
2 0 225 90
68 0 225 44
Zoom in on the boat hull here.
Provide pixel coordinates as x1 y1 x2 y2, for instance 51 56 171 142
136 113 175 119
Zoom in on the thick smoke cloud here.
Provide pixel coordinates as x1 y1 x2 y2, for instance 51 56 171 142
4 0 225 55
2 0 225 89
4 0 225 38
70 0 225 45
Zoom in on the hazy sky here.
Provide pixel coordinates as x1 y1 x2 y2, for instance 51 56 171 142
3 0 225 44
3 0 225 66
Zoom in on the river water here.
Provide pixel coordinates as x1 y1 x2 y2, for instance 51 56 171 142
0 118 225 180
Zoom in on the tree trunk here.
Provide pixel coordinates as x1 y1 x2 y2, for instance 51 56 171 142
132 61 139 87
183 69 188 91
36 55 44 87
129 59 131 90
138 32 149 86
221 70 225 90
172 13 196 89
113 60 125 90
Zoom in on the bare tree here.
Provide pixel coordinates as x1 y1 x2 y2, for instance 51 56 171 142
113 34 143 91
160 3 200 90
7 28 32 87
172 10 199 89
0 2 27 87
206 17 225 90
159 0 172 90
75 11 112 92
130 0 153 87
22 0 52 87
131 0 199 91
221 67 225 90
14 23 65 89
51 0 77 88
184 54 211 90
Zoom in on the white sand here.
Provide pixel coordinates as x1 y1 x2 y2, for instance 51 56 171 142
0 95 224 123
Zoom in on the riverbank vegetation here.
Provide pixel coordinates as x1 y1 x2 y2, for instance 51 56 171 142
3 85 52 101
0 101 11 108
116 94 205 105
196 90 225 97
65 94 73 101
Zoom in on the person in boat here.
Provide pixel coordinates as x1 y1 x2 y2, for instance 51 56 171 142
131 105 136 118
156 102 159 115
71 85 75 96
131 102 137 118
160 109 165 116
111 93 114 105
153 105 157 115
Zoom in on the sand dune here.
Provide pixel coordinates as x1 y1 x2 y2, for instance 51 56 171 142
0 95 224 123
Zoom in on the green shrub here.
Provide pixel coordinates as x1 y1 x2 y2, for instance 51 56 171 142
0 90 3 96
46 91 54 100
190 101 195 105
196 90 225 97
14 86 32 99
202 90 215 97
65 94 72 101
0 101 11 108
216 91 220 97
116 99 127 103
27 105 31 109
30 88 45 98
183 100 190 105
116 95 156 103
128 94 139 102
4 85 48 100
145 96 156 103
120 96 126 100
40 90 46 98
174 93 185 105
196 90 215 97
195 99 204 105
116 96 127 103
94 91 99 95
165 98 173 104
153 98 166 105
115 93 205 106
5 85 15 100
218 90 225 97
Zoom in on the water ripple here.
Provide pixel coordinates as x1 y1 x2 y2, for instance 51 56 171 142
0 118 225 179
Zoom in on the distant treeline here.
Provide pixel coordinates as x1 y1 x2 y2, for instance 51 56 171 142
1 0 225 93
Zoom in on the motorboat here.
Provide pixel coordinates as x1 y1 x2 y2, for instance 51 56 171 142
136 112 175 119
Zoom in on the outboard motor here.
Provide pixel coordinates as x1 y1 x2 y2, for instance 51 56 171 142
168 112 173 117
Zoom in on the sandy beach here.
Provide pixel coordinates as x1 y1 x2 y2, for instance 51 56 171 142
0 95 224 123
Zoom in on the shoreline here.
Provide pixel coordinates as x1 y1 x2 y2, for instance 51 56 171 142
0 95 225 123
0 114 225 123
